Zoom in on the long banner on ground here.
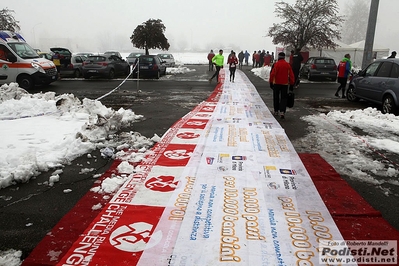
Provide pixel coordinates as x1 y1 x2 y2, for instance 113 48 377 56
58 70 349 265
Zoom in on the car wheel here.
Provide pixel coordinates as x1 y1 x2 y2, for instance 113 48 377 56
108 69 115 79
155 70 160 79
73 69 81 78
346 86 359 102
17 74 34 90
382 94 396 114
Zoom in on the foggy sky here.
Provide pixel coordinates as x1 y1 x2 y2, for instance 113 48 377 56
2 0 399 54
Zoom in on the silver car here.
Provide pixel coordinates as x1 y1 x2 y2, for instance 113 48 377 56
347 58 399 114
157 53 175 67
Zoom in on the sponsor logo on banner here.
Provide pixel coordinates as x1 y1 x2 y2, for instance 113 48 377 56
59 205 166 265
217 153 230 163
199 106 215 112
156 144 196 166
280 169 297 175
217 166 228 172
206 157 214 165
232 155 246 160
145 176 179 192
181 119 208 129
267 182 280 189
110 222 163 252
176 131 200 139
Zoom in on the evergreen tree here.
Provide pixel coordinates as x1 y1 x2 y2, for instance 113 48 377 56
130 19 170 55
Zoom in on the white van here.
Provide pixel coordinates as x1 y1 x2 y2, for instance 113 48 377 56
0 31 58 90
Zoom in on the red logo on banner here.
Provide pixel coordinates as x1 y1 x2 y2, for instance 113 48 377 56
176 131 200 139
110 222 163 252
181 119 208 129
199 106 215 112
145 176 179 192
156 144 196 166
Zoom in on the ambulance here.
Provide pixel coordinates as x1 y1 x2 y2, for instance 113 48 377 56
0 31 58 90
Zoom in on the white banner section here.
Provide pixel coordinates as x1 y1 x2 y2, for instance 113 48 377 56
134 70 349 266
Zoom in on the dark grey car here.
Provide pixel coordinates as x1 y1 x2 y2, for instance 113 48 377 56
347 58 399 114
300 57 337 81
132 55 167 79
82 54 130 79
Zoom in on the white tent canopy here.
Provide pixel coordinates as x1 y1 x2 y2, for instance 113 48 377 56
308 40 390 68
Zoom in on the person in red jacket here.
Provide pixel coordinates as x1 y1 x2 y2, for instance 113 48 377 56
228 51 238 82
269 52 295 119
207 50 215 71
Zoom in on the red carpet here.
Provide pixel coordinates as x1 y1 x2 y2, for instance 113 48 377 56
22 153 399 265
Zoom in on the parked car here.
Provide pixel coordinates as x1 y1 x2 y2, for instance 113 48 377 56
49 48 87 78
76 52 94 57
82 54 130 79
132 55 167 79
157 53 175 67
104 50 122 58
300 57 337 81
347 58 399 114
126 52 145 65
37 52 52 60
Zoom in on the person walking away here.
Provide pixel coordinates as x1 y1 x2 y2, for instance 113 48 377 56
255 51 261 67
238 51 244 69
263 51 272 66
335 54 352 98
207 50 215 71
271 52 275 64
269 52 295 119
289 50 294 67
244 50 250 66
228 51 238 82
209 49 224 83
259 50 265 67
252 51 257 68
292 48 303 88
388 51 397 58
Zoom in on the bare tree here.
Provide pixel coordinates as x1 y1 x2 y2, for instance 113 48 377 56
268 0 344 50
341 0 370 44
0 8 20 32
130 19 170 55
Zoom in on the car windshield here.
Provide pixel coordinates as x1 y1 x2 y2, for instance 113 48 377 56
128 53 143 57
158 54 172 59
87 56 106 62
139 57 155 63
315 59 335 64
8 42 39 59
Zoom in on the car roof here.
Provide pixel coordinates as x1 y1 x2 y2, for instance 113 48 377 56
50 47 71 53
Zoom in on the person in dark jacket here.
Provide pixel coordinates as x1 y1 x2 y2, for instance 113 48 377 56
269 52 295 119
292 48 303 88
335 54 352 98
388 51 397 58
238 51 244 69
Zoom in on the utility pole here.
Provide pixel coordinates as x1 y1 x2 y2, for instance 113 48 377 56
362 0 379 69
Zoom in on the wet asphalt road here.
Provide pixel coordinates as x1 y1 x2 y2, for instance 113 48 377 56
1 64 398 260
